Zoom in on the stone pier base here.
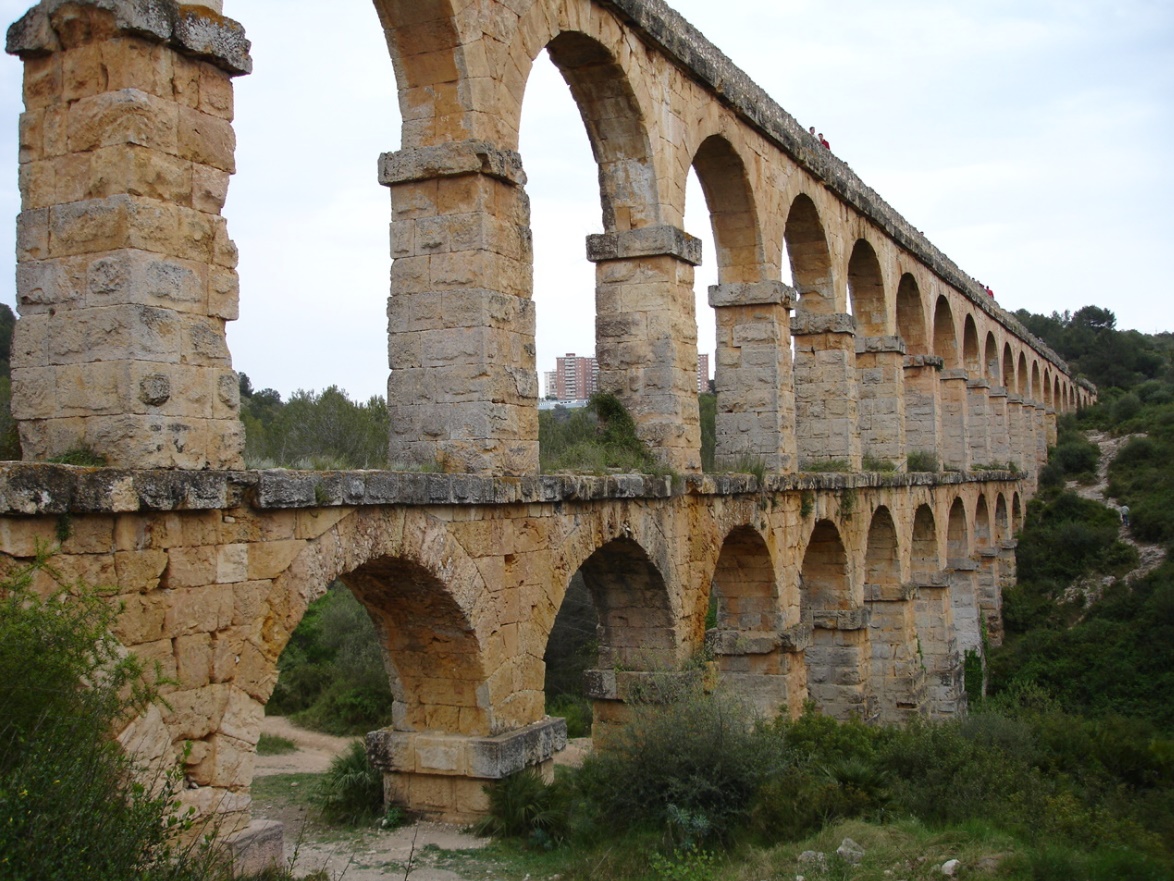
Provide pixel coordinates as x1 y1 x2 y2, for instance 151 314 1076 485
366 718 566 823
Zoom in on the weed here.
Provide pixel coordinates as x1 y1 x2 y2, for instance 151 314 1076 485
256 733 298 756
47 446 107 466
906 450 940 472
312 741 384 826
800 490 815 519
861 454 896 472
802 458 851 473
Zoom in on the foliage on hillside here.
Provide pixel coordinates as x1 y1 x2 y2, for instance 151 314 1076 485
538 392 663 474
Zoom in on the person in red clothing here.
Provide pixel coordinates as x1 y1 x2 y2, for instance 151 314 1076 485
986 286 994 298
819 133 830 149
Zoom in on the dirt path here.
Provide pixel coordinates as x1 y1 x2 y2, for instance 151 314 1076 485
1063 431 1165 604
252 717 492 880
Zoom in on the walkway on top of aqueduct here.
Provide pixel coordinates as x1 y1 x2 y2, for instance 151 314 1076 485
1 0 1092 865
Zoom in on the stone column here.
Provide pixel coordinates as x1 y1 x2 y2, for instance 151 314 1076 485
938 370 970 470
998 538 1018 592
587 226 703 473
1045 407 1058 447
709 281 796 473
965 378 991 467
1033 404 1048 469
976 547 1003 647
988 387 1011 465
806 606 871 720
914 575 964 718
381 142 537 475
7 1 252 468
903 354 943 468
947 557 982 658
866 582 926 723
1007 395 1026 470
856 336 907 469
791 313 860 470
706 624 800 719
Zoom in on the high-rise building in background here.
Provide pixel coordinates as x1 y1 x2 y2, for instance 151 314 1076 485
555 353 598 401
543 370 558 399
697 353 710 394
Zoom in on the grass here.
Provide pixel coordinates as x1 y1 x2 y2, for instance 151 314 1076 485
257 733 298 755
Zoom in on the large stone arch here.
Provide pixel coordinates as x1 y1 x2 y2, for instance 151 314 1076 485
932 296 960 369
847 238 888 336
1002 342 1016 391
707 524 792 716
962 315 981 374
784 193 836 314
864 505 921 723
268 507 504 734
690 134 767 284
984 332 1000 383
801 519 868 718
1017 351 1029 397
896 274 928 352
373 0 472 147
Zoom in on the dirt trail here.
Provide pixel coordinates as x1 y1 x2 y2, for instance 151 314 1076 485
252 716 491 880
1063 431 1165 604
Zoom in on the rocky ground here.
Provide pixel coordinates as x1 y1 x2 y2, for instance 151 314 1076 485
1063 431 1166 607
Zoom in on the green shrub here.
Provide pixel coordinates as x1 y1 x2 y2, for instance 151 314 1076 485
313 741 385 826
576 684 784 843
802 458 850 473
547 694 593 739
0 554 233 880
476 769 571 844
268 584 394 735
906 450 940 472
861 454 896 472
539 393 662 474
257 734 297 755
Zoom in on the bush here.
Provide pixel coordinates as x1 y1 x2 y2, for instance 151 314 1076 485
906 450 939 472
0 555 233 880
313 741 385 825
576 682 784 843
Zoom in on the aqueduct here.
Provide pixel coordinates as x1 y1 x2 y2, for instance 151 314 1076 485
2 0 1093 859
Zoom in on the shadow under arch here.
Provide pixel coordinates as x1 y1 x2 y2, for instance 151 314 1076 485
800 519 869 719
705 524 792 717
266 508 509 737
848 238 887 336
784 193 835 314
691 135 767 284
864 505 923 723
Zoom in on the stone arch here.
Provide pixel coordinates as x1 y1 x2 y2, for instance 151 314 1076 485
896 274 928 351
865 506 901 586
1053 376 1062 411
932 296 959 368
569 536 676 669
974 495 992 549
784 194 835 314
710 525 779 631
1002 342 1015 392
847 238 887 335
947 497 970 561
537 30 661 231
1043 368 1053 407
911 504 941 579
962 315 981 374
801 519 868 717
691 135 766 284
995 493 1010 542
270 508 504 735
1017 351 1029 396
984 332 999 383
1031 361 1042 401
374 0 470 146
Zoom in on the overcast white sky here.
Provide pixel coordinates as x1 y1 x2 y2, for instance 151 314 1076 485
0 0 1170 401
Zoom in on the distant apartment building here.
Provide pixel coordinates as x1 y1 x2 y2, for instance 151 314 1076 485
555 353 599 401
697 353 710 394
543 370 558 400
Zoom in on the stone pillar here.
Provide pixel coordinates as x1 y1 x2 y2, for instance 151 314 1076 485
988 387 1011 465
965 378 991 467
381 142 537 475
866 582 926 723
1045 407 1058 448
903 355 943 469
706 624 804 719
1033 404 1048 469
914 575 964 718
587 226 703 473
7 1 252 468
938 370 970 470
806 606 871 720
998 538 1018 592
1007 395 1026 470
855 336 906 469
947 557 982 658
367 718 566 824
976 547 1003 647
791 313 860 470
709 281 796 473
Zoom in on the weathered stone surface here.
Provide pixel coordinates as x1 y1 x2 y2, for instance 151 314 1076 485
586 225 702 266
